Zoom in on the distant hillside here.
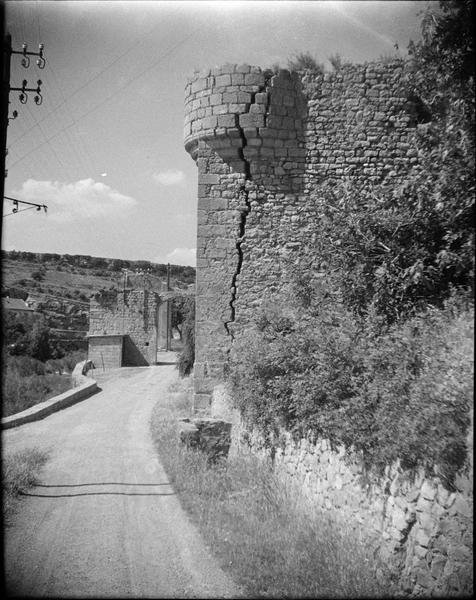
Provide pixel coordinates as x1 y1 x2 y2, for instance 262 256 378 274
1 250 195 352
2 250 195 286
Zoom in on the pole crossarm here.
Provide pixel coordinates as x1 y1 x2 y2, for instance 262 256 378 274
1 32 47 205
10 42 46 69
9 78 43 105
4 195 48 213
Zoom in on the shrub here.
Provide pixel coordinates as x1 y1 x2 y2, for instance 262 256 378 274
150 380 389 598
288 52 325 74
177 297 195 377
229 284 473 485
305 173 474 324
2 367 72 417
328 52 350 71
28 319 52 361
3 447 50 519
31 270 43 281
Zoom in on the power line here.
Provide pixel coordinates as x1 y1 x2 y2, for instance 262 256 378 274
1 31 46 205
35 1 41 46
3 206 36 217
8 18 162 151
43 64 97 175
3 194 47 216
24 100 73 180
7 29 197 169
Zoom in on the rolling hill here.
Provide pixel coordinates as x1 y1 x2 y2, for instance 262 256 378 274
1 250 195 352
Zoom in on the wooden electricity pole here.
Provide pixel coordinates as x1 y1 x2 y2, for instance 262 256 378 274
1 22 10 209
1 18 46 215
166 262 171 351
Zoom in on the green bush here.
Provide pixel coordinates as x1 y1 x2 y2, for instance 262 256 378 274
150 380 389 598
229 286 473 485
306 172 474 324
3 447 50 519
177 297 195 377
28 319 52 361
288 52 325 74
2 367 72 417
1 351 83 417
31 270 43 281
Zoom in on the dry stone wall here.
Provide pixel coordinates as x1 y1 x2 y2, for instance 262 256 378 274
211 385 473 597
184 61 422 408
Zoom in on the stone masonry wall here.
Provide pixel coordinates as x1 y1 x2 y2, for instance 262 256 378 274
211 385 473 597
185 62 472 596
87 335 123 370
88 289 160 366
184 61 422 409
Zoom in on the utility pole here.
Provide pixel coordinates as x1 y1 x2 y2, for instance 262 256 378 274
1 14 11 208
166 262 171 351
1 24 45 212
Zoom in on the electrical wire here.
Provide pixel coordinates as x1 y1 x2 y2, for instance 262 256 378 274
8 17 163 150
36 0 41 45
8 28 198 169
3 206 37 218
24 101 74 180
44 65 97 175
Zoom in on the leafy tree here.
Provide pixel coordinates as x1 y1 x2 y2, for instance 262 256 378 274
171 297 190 340
28 319 52 362
2 312 27 347
301 0 475 323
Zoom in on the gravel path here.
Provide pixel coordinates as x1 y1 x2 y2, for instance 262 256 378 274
3 365 241 598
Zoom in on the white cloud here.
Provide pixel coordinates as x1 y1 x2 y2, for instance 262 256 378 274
14 178 137 223
156 248 196 267
152 170 185 186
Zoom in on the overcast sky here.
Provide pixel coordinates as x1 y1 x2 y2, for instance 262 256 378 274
2 0 433 266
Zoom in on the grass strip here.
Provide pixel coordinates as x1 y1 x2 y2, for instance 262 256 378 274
151 377 391 598
2 447 50 520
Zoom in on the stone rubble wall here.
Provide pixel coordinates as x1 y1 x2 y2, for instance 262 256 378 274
211 385 473 597
88 289 160 365
184 61 422 408
186 62 473 595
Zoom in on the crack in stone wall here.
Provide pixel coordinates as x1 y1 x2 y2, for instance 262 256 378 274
224 87 264 342
184 65 307 408
224 182 251 343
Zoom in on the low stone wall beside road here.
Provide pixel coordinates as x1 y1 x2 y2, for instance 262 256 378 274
211 385 473 597
2 361 99 430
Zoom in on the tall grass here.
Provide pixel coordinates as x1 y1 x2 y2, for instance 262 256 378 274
1 353 84 417
2 447 50 520
2 368 72 417
151 378 389 598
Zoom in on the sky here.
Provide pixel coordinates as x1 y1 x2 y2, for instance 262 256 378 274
1 0 434 267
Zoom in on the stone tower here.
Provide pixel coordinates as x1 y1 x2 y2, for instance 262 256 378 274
184 62 420 410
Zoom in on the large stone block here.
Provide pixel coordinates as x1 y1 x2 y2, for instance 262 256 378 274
178 417 232 462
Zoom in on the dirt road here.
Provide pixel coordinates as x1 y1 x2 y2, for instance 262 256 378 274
3 366 241 598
